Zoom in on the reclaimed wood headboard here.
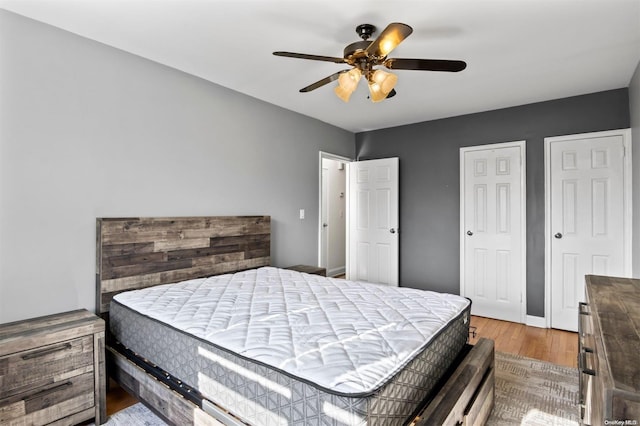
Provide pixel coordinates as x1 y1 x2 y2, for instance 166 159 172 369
96 216 270 315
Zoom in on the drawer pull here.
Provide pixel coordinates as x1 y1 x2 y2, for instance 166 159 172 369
579 352 596 376
579 302 591 315
579 334 595 353
24 381 72 401
21 342 72 360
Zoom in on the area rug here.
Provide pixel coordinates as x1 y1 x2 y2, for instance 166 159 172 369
102 351 579 425
102 402 165 426
487 351 579 425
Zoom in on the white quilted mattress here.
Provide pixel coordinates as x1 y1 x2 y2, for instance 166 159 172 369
112 266 470 396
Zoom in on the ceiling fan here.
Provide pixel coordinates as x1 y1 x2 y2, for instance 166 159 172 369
273 23 467 103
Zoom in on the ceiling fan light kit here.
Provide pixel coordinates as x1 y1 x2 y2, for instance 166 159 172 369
273 22 466 103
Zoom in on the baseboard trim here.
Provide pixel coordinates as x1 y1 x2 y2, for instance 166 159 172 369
526 315 547 328
327 266 345 277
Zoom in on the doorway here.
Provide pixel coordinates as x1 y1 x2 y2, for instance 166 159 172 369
545 129 632 331
318 152 350 277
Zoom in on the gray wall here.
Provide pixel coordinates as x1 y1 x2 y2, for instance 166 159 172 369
355 89 630 317
0 11 354 323
630 60 640 278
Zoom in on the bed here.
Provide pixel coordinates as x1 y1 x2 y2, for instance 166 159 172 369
96 216 494 426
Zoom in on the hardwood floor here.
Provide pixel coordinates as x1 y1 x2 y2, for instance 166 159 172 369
469 315 578 368
106 379 138 416
105 315 578 416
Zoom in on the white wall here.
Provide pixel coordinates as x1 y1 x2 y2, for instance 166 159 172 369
0 10 354 323
630 59 640 278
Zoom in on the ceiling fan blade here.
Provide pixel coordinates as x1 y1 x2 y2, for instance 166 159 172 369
365 23 413 58
273 51 347 64
384 58 467 72
300 70 351 92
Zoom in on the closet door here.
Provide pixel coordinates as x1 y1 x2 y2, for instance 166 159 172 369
546 129 631 331
461 142 526 323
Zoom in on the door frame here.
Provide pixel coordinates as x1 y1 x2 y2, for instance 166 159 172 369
318 151 352 270
544 128 632 328
459 140 527 324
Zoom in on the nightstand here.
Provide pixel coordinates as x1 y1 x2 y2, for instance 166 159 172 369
0 309 106 425
286 264 327 276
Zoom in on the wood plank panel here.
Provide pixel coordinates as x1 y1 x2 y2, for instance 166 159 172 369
416 338 494 425
108 347 224 426
101 230 186 245
96 216 271 314
101 216 269 236
102 243 155 258
154 238 211 252
100 256 267 293
209 234 271 247
190 252 245 268
166 234 269 261
103 252 167 269
102 259 194 280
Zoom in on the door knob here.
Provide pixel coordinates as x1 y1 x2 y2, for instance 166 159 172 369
467 230 473 236
322 223 328 228
554 232 563 239
390 228 396 234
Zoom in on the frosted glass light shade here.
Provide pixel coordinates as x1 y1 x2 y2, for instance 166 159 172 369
368 70 398 102
334 68 362 102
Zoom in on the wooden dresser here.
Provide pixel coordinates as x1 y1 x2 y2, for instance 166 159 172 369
579 275 640 425
0 309 106 425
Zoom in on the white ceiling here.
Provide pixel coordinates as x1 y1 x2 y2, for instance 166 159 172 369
2 0 640 132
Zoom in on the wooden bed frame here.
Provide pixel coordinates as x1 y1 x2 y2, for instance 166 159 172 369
96 216 494 426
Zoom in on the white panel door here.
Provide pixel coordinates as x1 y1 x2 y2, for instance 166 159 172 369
547 131 630 331
347 158 399 285
461 142 525 323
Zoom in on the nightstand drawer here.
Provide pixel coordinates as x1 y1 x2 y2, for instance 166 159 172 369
0 335 94 400
0 371 94 425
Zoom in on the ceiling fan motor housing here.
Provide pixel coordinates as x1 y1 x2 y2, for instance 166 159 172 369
343 40 371 59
